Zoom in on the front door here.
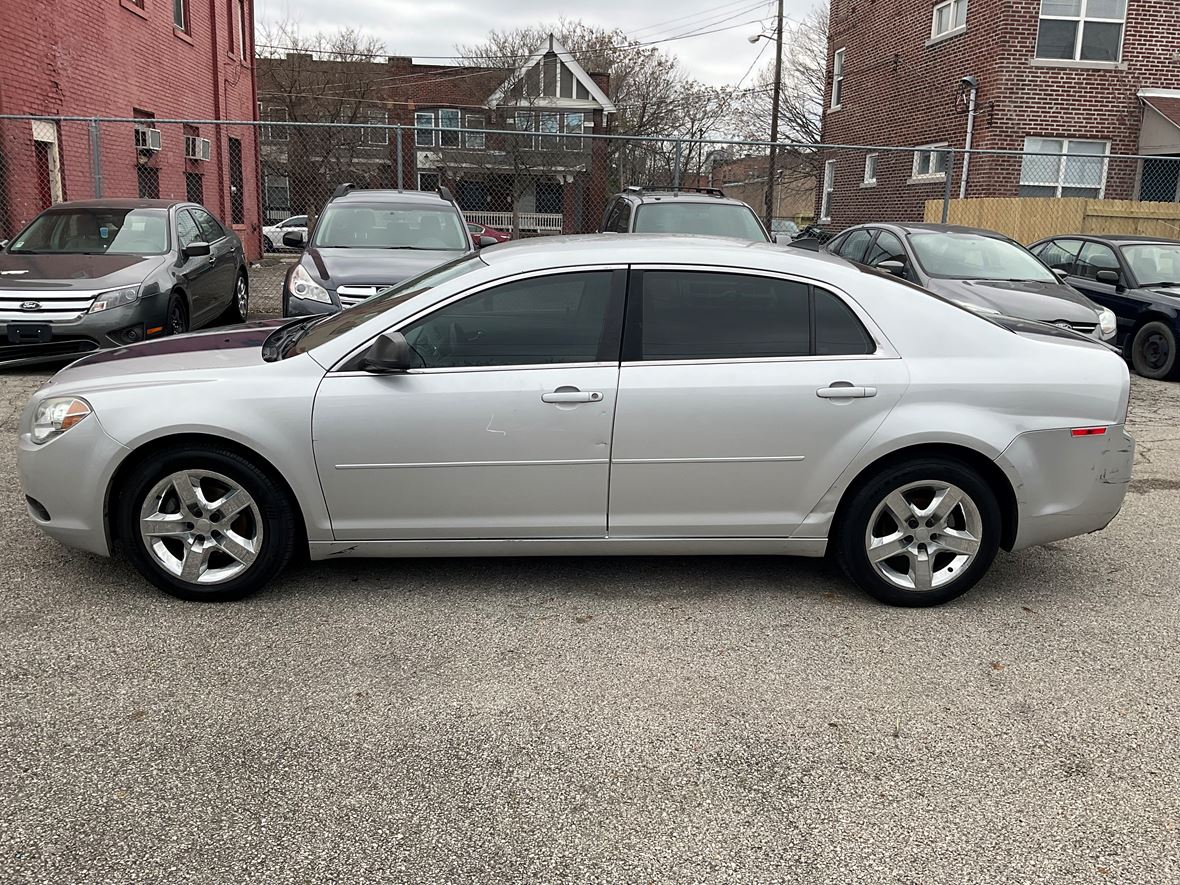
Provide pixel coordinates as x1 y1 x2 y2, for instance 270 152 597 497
1066 240 1138 342
314 269 625 540
608 269 908 538
188 207 237 321
174 209 221 322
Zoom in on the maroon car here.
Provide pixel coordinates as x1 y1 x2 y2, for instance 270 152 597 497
467 222 512 244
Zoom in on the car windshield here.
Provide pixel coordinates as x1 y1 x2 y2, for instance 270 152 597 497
1121 243 1180 286
311 203 469 250
632 202 770 242
908 231 1056 282
7 207 169 255
287 254 487 357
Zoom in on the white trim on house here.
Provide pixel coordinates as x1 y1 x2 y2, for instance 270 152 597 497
486 34 617 113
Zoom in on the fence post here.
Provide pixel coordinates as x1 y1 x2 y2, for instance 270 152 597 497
940 149 954 224
396 125 404 191
88 119 103 198
673 140 683 190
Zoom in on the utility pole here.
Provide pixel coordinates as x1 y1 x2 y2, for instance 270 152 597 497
764 0 784 230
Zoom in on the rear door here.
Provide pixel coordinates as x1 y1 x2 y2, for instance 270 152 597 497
607 267 909 538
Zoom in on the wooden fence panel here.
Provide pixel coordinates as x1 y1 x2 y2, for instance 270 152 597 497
924 197 1180 242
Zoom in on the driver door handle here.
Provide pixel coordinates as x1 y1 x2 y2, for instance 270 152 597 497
817 384 877 399
541 388 603 404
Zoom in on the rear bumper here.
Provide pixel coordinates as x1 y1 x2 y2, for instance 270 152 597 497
997 425 1134 551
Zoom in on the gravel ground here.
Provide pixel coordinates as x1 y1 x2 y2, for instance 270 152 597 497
1 371 1178 884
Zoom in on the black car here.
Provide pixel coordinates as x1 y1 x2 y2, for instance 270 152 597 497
281 185 480 318
1029 234 1180 380
824 223 1118 345
0 199 247 366
599 186 773 242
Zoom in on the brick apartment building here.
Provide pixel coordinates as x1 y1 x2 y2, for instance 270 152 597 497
817 0 1180 229
0 0 261 256
257 35 614 235
708 153 818 228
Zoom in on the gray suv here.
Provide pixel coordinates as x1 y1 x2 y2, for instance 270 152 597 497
600 187 772 243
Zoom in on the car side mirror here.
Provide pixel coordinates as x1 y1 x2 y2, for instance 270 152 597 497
282 230 306 248
1095 269 1121 286
183 241 211 258
1051 268 1069 282
877 259 907 277
358 331 413 374
0 240 8 250
477 235 498 248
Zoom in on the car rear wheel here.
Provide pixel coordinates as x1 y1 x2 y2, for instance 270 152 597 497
263 235 274 252
116 447 297 601
1129 321 1178 380
166 294 188 335
836 458 1001 607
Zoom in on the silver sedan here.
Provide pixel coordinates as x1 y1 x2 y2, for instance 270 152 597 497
17 236 1134 606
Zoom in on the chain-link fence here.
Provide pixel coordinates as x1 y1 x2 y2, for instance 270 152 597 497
2 114 1179 318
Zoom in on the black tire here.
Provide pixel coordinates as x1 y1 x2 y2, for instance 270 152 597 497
835 457 1001 607
166 293 189 336
1129 321 1178 380
263 235 274 252
115 446 298 602
218 270 249 325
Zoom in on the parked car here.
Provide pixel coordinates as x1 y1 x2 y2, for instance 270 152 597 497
19 235 1133 607
467 221 512 244
0 199 248 366
281 185 478 318
826 223 1118 344
600 186 772 243
770 218 801 244
1029 234 1180 380
262 215 308 252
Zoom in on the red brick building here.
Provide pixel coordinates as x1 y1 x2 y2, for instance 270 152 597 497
257 35 615 235
817 0 1180 229
0 0 261 256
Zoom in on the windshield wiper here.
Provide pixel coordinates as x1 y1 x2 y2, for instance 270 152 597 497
262 317 318 362
1141 281 1177 288
6 248 39 254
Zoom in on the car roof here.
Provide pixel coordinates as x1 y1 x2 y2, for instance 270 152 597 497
1033 233 1180 245
40 198 181 210
853 222 1011 238
618 189 748 206
332 189 456 207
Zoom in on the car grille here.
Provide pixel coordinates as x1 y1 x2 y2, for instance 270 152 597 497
336 285 384 307
0 288 100 322
1053 320 1098 336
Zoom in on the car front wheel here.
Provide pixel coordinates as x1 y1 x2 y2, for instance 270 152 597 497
1129 321 1177 380
116 446 297 601
836 458 1001 606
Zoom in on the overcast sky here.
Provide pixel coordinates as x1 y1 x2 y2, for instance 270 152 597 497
255 0 820 87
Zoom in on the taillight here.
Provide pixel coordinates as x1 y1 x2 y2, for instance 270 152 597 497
1071 427 1107 437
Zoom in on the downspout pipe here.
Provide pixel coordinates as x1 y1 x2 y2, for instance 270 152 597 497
959 75 978 200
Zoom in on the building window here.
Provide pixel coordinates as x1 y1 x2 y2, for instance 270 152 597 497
173 0 187 31
418 172 440 192
931 0 968 37
228 136 245 224
820 159 836 222
264 174 290 220
464 114 486 149
912 143 950 180
263 106 288 141
831 48 845 108
137 166 160 199
510 112 537 149
563 112 586 151
186 171 204 205
235 0 247 58
863 153 878 185
1035 0 1126 62
1019 137 1109 197
367 111 389 145
438 109 461 147
415 112 435 147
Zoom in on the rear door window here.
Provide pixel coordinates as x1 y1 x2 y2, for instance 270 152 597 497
1035 238 1084 274
836 229 874 263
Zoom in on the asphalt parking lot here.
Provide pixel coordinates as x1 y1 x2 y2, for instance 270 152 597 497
1 363 1178 884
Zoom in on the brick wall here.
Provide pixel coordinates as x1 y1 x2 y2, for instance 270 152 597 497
817 0 1180 230
0 0 260 257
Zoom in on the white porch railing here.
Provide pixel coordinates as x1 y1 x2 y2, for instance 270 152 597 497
464 211 564 233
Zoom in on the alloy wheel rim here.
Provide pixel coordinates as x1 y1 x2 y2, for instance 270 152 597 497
236 276 249 317
865 480 982 592
170 304 186 334
139 469 263 585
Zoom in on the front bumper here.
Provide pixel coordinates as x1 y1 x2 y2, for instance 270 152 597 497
0 293 169 366
997 425 1134 551
18 412 130 557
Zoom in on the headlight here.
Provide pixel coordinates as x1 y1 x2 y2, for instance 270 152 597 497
952 300 1002 317
31 397 92 445
1098 308 1117 338
88 286 140 314
289 264 331 304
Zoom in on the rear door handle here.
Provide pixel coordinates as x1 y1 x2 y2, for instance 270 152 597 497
817 385 877 399
541 388 603 404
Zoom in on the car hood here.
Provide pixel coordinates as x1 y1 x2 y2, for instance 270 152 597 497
303 246 466 288
926 277 1100 323
0 252 166 290
46 320 288 388
1145 285 1180 303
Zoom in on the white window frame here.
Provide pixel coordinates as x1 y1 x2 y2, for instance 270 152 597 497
264 106 288 142
367 111 389 145
417 172 440 192
464 114 486 149
415 111 435 147
831 48 845 109
820 159 836 222
1034 0 1127 63
863 153 878 186
931 0 968 39
911 142 950 180
438 109 461 148
173 0 186 31
1018 137 1110 198
264 174 290 215
234 0 246 58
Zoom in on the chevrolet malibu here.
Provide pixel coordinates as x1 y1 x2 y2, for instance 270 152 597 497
18 236 1134 607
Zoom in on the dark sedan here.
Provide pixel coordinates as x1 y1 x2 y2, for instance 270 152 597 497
1029 234 1180 380
824 223 1118 345
0 199 247 366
